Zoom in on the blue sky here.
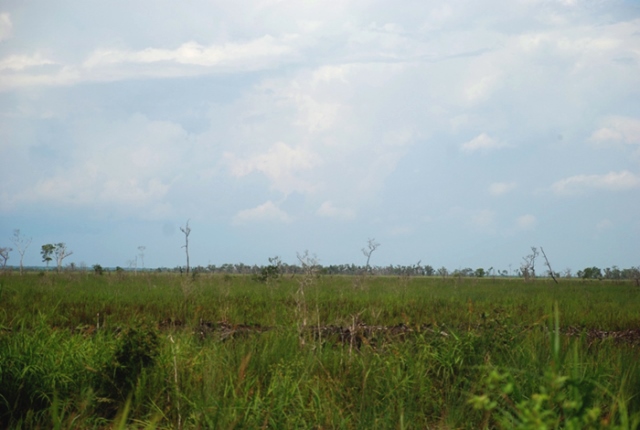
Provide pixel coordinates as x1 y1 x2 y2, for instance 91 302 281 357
1 0 639 272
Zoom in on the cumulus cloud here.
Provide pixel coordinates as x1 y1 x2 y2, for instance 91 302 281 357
470 209 495 228
489 181 517 196
590 116 640 146
0 35 298 91
83 36 295 70
0 53 56 71
460 133 507 154
551 170 640 195
389 225 414 236
316 201 356 220
596 219 613 231
516 214 537 230
2 1 640 268
0 13 11 42
233 201 292 224
1 114 188 218
225 142 322 195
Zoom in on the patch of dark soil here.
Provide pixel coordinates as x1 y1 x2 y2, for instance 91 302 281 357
308 322 449 348
158 318 184 329
156 316 640 347
196 320 270 341
565 326 640 345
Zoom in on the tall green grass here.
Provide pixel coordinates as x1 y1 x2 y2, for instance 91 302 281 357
1 272 639 428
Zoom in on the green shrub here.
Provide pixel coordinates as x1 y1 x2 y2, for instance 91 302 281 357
99 325 160 412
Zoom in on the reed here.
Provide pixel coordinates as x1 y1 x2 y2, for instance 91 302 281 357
1 272 639 428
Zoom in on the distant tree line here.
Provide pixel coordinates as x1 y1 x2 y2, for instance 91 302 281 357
153 261 640 282
1 228 638 285
2 257 639 284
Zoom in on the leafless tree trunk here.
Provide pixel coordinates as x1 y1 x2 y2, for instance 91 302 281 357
11 229 31 275
138 246 146 270
54 243 73 273
296 250 318 345
540 247 558 284
180 220 191 276
128 256 138 275
520 246 539 282
362 238 380 272
0 247 11 271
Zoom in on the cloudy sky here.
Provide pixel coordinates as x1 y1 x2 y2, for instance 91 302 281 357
1 0 639 271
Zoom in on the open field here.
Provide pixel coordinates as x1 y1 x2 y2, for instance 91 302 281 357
1 272 640 429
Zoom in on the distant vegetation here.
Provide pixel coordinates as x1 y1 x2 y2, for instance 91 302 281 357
1 272 639 428
9 259 637 281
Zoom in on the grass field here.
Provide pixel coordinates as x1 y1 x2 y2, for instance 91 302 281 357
1 272 639 429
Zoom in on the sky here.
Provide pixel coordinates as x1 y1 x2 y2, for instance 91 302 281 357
1 0 639 272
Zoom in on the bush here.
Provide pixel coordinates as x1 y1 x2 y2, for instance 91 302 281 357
99 325 160 411
253 256 281 284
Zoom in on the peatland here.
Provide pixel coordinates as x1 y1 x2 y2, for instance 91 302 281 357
1 271 639 429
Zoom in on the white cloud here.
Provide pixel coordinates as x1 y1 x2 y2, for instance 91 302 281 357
83 36 295 69
233 201 292 224
1 114 188 218
31 174 170 209
2 1 640 269
293 96 348 134
470 209 495 228
0 35 298 92
316 201 356 220
489 181 517 196
590 116 640 146
0 13 11 42
464 72 501 104
552 170 640 195
225 142 322 195
596 219 613 231
0 53 55 71
460 133 507 154
389 225 414 236
516 214 537 230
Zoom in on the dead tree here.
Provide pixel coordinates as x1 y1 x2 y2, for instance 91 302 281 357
540 247 558 284
11 229 32 275
54 243 73 273
362 238 380 272
520 246 539 281
180 220 191 276
138 246 146 270
0 247 11 270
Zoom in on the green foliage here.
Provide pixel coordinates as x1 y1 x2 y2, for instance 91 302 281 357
0 274 639 428
469 304 639 429
469 365 637 429
40 243 54 267
0 317 101 426
579 266 604 280
100 325 160 405
253 256 282 284
92 264 104 275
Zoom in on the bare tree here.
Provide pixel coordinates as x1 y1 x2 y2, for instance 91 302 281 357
11 229 32 275
138 246 146 270
296 250 319 342
54 243 73 273
362 238 380 272
540 247 558 284
128 256 138 275
520 246 539 281
0 247 11 270
180 220 191 276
